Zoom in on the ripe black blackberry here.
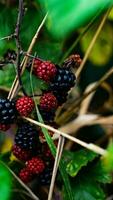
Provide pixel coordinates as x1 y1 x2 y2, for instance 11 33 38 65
49 66 76 93
15 122 39 151
0 98 16 125
52 90 68 105
38 166 53 185
38 106 55 123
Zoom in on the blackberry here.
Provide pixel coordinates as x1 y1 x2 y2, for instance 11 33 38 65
16 96 35 117
12 145 31 161
26 157 45 174
0 98 16 125
15 122 39 151
38 106 55 123
38 166 53 185
49 67 76 92
40 92 58 111
52 91 68 105
19 168 33 183
33 60 57 82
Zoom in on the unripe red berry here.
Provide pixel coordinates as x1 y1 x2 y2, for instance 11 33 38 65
40 92 58 111
12 145 31 161
26 157 45 175
19 168 33 183
33 60 57 82
16 96 35 117
0 124 10 131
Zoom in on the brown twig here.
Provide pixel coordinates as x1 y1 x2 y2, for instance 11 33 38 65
0 34 15 41
8 13 48 100
24 116 107 155
48 136 65 200
14 0 27 96
76 8 111 79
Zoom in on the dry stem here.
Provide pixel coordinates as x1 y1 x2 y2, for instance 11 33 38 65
24 117 107 156
76 8 111 79
8 13 48 100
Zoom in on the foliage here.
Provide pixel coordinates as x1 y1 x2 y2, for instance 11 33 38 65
66 149 97 177
0 0 113 200
63 150 112 200
38 0 113 38
0 163 11 200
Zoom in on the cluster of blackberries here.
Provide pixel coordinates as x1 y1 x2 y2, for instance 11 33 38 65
0 54 81 185
33 58 77 123
13 122 55 184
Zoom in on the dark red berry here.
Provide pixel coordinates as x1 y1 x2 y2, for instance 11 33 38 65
63 54 82 69
0 124 10 131
12 145 31 161
40 92 58 111
33 60 57 82
16 96 35 117
42 141 58 161
39 130 54 143
26 157 45 174
19 168 33 183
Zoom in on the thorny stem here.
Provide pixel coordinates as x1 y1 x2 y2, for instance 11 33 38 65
0 34 15 41
15 0 27 96
8 13 48 100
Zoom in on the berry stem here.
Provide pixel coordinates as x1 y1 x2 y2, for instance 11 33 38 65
8 13 48 100
14 0 27 96
76 8 111 79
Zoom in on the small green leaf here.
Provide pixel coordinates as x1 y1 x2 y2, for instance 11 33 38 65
66 149 97 177
0 163 11 200
0 65 48 93
88 161 112 184
72 176 105 200
102 140 113 172
0 152 11 164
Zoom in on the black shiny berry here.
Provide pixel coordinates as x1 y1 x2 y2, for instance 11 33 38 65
0 98 16 125
15 123 39 151
49 67 76 92
38 106 55 123
52 91 68 105
38 166 53 185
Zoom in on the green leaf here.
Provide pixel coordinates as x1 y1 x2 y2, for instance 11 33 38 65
0 152 11 164
0 163 11 200
72 175 105 200
66 149 97 177
38 0 113 38
102 140 113 172
0 65 48 93
89 161 112 184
